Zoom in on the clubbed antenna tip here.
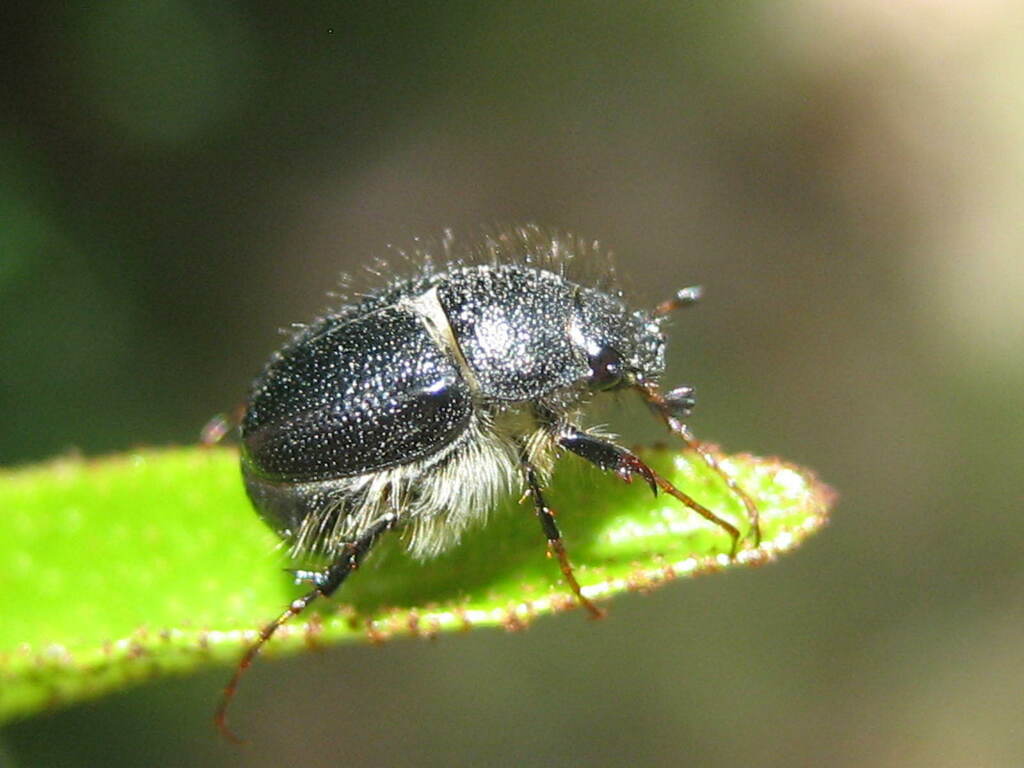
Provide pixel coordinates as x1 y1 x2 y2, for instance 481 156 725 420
654 285 703 316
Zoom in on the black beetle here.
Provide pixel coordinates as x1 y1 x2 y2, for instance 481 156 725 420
214 226 760 740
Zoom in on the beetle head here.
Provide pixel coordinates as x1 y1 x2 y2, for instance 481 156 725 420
570 288 666 392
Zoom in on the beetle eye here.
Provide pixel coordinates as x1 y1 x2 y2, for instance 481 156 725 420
588 346 625 390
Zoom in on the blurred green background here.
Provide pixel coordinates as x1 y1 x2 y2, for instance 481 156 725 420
2 2 1023 766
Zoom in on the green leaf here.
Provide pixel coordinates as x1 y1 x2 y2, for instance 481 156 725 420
0 445 831 724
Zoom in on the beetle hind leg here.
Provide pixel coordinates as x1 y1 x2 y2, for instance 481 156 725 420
214 512 399 743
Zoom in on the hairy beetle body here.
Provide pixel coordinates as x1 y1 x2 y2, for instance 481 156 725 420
216 227 760 741
241 256 664 559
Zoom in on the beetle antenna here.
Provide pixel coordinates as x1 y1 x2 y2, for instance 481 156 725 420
214 588 324 744
641 385 762 548
653 285 703 317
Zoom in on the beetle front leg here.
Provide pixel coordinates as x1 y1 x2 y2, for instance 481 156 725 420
640 384 761 547
557 430 658 495
558 426 741 558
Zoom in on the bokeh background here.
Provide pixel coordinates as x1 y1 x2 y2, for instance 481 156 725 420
3 2 1023 766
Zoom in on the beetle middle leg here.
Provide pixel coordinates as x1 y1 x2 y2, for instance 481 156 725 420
557 427 742 557
214 512 399 743
520 458 605 619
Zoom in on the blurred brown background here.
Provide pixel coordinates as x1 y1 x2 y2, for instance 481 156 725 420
2 2 1023 766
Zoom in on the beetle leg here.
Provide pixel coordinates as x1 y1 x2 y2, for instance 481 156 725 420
286 568 334 587
558 427 741 557
558 430 658 496
215 512 398 743
641 386 762 547
520 459 605 619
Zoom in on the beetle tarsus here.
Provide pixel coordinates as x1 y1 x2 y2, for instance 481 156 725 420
549 537 605 619
650 471 741 557
641 385 762 549
521 458 605 619
215 514 398 743
674 419 761 547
